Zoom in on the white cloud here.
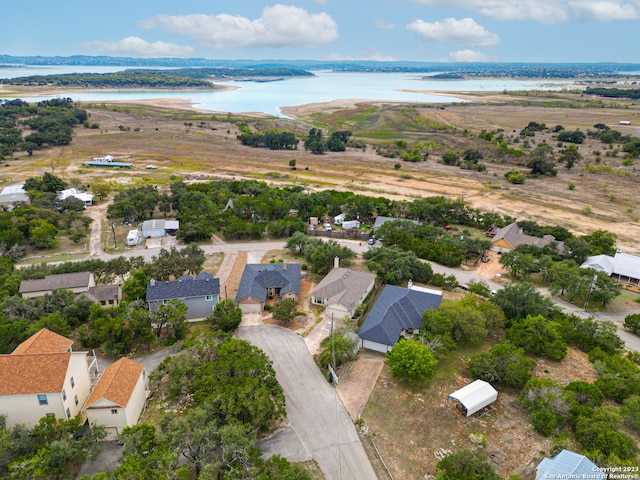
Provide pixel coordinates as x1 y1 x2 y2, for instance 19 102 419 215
569 0 640 20
80 36 195 57
137 4 338 51
407 17 500 47
448 49 497 62
410 0 570 24
375 20 396 30
363 48 397 61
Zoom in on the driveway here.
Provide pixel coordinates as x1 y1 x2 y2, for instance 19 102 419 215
237 325 377 480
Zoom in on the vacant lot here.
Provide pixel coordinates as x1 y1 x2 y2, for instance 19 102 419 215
4 89 640 254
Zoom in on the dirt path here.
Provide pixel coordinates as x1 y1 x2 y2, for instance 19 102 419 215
86 200 111 256
336 350 386 421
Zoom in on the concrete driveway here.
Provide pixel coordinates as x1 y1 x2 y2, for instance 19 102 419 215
237 325 377 480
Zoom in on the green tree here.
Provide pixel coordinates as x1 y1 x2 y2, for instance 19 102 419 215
507 315 567 361
193 338 286 432
499 251 536 279
575 407 639 460
492 282 560 325
364 246 433 285
527 144 557 176
154 300 188 344
468 342 536 388
624 313 640 334
559 144 582 169
318 331 357 368
441 151 460 166
207 298 242 332
386 339 437 384
305 240 355 275
272 298 297 323
435 449 500 480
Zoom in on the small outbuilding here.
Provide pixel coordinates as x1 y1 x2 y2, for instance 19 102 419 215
447 379 498 417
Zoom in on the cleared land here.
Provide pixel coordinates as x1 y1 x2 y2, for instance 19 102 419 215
3 87 640 255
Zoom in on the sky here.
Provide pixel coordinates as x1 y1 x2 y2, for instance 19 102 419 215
2 1 640 63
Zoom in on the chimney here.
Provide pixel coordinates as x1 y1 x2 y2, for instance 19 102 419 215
150 279 156 286
519 227 524 235
334 256 340 269
282 261 287 271
408 279 413 289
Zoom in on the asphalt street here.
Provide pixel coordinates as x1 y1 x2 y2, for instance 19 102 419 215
237 324 377 480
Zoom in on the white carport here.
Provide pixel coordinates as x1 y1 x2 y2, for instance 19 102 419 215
447 380 498 417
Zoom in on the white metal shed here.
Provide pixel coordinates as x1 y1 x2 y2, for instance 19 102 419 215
447 380 498 417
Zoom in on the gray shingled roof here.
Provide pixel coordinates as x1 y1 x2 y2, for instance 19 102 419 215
19 272 92 294
235 263 301 303
309 268 376 310
358 285 442 347
146 272 219 301
492 222 564 251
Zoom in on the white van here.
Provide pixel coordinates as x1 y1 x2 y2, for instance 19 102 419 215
127 230 140 246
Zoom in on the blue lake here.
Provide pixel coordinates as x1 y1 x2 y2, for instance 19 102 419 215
0 66 572 117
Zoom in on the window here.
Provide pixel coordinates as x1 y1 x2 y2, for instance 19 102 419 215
162 299 170 305
205 295 213 301
62 389 66 401
38 394 48 405
46 413 55 418
111 409 118 415
74 394 78 406
70 376 75 388
315 297 324 305
66 408 71 419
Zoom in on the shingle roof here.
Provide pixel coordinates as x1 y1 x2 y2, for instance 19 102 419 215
12 328 74 354
0 353 70 395
19 272 92 294
537 450 604 478
235 263 301 303
358 285 442 347
84 358 145 409
492 223 564 251
84 285 121 303
146 272 220 302
309 268 376 310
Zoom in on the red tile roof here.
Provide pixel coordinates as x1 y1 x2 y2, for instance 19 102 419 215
12 328 74 354
84 358 144 409
0 353 70 395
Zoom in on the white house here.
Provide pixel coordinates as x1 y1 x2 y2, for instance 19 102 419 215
334 213 346 225
0 329 97 428
59 188 94 207
341 220 361 230
581 251 640 285
83 358 148 440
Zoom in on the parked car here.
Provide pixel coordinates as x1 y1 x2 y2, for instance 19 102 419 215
324 223 332 231
368 237 376 245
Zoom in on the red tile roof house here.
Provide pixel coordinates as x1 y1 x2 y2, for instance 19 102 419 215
0 329 98 428
83 358 148 440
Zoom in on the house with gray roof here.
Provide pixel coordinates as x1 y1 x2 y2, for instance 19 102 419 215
581 251 640 285
146 272 220 320
491 222 564 253
19 272 122 306
310 268 376 320
358 282 442 353
372 216 419 231
536 449 604 479
141 219 179 238
235 263 301 314
0 184 29 209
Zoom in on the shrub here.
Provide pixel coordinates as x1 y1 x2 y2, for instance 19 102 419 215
468 342 535 388
385 339 437 384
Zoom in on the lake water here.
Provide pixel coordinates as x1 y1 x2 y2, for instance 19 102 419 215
0 65 571 117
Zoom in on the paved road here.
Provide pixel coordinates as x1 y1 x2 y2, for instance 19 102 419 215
237 324 377 480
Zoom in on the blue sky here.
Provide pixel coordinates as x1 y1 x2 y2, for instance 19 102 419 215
2 1 639 63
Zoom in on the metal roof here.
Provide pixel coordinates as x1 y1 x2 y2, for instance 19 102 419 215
536 450 604 478
447 380 498 417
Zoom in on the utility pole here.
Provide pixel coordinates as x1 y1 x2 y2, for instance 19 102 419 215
584 274 598 311
111 223 117 250
328 313 339 384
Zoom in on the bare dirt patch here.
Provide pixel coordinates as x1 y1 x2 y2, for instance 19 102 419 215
361 345 598 479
